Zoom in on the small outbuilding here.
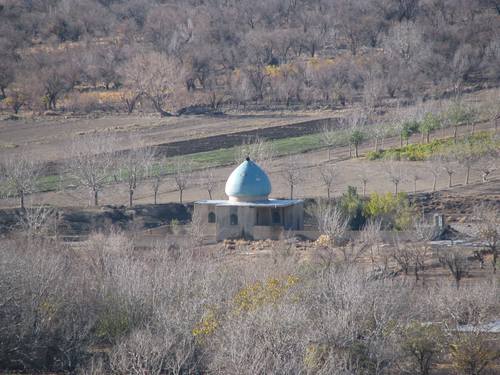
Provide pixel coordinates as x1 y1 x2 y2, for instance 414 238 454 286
194 157 304 241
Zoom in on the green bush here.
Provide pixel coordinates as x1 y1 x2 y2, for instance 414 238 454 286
364 192 411 230
338 186 366 230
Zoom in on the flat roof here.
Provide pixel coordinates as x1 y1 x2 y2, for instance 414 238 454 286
195 199 303 207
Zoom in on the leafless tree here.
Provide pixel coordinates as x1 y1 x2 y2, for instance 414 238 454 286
148 157 166 205
321 124 338 161
358 167 370 196
427 157 442 192
200 168 217 200
441 249 470 289
173 158 191 203
411 171 421 194
0 154 40 209
236 136 275 169
392 240 413 275
481 91 500 134
440 155 457 188
454 144 480 185
319 163 337 199
473 204 499 273
118 138 155 207
122 51 183 117
385 160 406 195
478 155 497 182
281 155 303 199
346 111 366 158
309 199 348 247
360 219 382 266
68 134 117 206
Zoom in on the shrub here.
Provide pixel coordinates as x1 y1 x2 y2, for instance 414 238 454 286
338 186 366 230
364 192 411 230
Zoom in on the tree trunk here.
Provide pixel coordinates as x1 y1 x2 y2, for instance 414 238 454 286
328 147 331 161
414 180 417 194
290 185 294 200
432 176 437 192
20 191 24 210
354 144 359 158
448 173 453 188
471 122 475 135
374 138 378 152
154 190 158 205
495 117 498 135
327 187 330 200
208 190 212 200
349 144 352 158
400 134 403 147
129 189 134 207
426 132 430 143
394 183 398 196
94 189 99 206
453 126 458 143
493 252 497 273
465 166 470 185
0 87 5 99
179 190 183 203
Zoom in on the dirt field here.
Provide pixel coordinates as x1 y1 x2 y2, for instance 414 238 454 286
0 110 339 163
3 118 496 210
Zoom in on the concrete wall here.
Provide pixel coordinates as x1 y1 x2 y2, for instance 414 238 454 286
196 201 305 242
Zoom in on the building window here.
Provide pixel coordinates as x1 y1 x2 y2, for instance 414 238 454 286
230 214 238 225
272 210 281 224
208 212 216 223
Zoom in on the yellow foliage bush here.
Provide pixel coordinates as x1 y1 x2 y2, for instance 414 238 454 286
233 275 299 313
192 308 218 340
315 234 331 247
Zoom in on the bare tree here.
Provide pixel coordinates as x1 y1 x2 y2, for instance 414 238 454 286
385 160 406 195
346 112 366 158
236 136 275 169
440 155 457 188
321 124 338 161
173 158 191 203
441 249 470 288
358 167 369 196
309 199 348 246
118 139 155 207
68 135 116 206
481 91 500 135
473 204 499 273
454 143 480 185
200 168 217 200
319 163 337 199
0 154 40 209
148 157 166 205
282 155 303 199
411 172 421 194
122 51 183 117
427 157 442 192
360 219 382 266
477 155 497 182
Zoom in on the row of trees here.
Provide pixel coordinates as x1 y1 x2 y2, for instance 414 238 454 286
1 0 499 114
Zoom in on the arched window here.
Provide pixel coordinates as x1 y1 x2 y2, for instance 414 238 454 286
230 214 238 225
208 212 216 223
272 210 281 224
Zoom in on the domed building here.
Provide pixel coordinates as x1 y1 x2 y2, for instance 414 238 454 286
194 157 304 241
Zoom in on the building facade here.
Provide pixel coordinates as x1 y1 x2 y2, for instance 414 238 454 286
194 157 304 241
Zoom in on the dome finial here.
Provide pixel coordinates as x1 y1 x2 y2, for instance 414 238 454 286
245 156 250 162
